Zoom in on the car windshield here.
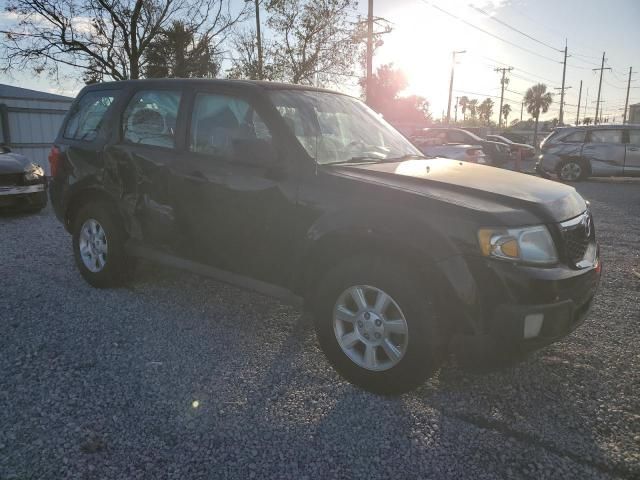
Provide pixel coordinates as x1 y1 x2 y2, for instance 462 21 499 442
268 89 422 165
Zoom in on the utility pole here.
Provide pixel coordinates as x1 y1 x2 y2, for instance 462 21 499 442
593 52 611 125
558 40 569 125
446 50 466 124
554 85 571 123
623 66 633 123
520 101 524 122
583 88 589 123
365 0 373 104
246 0 263 80
454 96 459 123
575 80 582 125
495 66 513 128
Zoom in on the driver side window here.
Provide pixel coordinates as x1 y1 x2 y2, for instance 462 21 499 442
189 93 272 158
122 90 182 148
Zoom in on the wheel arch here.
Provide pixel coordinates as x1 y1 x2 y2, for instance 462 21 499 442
64 186 121 232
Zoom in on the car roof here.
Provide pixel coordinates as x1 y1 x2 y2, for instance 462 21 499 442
82 78 347 96
563 124 639 131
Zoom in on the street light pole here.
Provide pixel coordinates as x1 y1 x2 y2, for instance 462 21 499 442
446 50 465 125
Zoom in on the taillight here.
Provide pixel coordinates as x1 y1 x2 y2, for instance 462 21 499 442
48 145 62 177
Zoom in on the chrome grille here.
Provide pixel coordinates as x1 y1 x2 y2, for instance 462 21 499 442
560 211 594 267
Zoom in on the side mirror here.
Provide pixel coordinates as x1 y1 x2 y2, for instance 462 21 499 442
232 139 279 168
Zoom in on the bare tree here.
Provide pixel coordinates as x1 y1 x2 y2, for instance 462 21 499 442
226 28 280 81
265 0 359 84
1 0 248 82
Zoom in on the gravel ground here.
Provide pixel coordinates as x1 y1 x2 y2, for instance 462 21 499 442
1 179 639 479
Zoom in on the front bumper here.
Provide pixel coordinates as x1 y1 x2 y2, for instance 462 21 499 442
447 250 601 360
0 183 48 210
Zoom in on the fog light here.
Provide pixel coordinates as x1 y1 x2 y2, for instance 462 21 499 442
523 313 544 339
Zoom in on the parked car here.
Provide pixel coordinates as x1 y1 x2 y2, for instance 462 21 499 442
486 134 535 159
414 127 512 166
537 125 640 181
0 145 47 212
410 135 486 163
50 79 600 394
499 131 529 144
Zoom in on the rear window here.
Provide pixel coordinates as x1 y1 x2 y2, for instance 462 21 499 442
590 129 623 144
629 129 640 145
64 90 117 141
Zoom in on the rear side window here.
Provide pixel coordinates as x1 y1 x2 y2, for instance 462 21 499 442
189 93 272 157
64 91 116 141
560 131 586 143
590 130 623 144
122 90 182 148
628 129 640 145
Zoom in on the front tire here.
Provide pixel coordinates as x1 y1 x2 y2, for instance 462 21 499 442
72 202 131 288
557 158 587 182
312 255 446 394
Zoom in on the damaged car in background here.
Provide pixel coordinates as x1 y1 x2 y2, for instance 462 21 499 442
0 145 47 212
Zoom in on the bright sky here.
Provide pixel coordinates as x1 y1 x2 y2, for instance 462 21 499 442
1 0 638 123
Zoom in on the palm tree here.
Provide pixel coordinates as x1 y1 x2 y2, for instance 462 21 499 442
501 103 512 127
478 98 494 126
524 83 553 148
459 96 469 120
468 99 479 119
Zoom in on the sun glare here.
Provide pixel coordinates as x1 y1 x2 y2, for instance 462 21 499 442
377 4 503 116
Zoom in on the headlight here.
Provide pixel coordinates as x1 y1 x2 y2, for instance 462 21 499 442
24 163 45 181
478 225 558 265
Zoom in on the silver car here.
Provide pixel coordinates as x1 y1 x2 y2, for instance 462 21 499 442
537 125 640 181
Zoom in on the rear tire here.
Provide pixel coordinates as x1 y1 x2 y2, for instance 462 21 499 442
72 202 132 288
557 158 587 182
312 254 446 394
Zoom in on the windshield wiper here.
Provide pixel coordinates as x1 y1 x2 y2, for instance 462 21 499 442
383 153 429 162
327 156 386 165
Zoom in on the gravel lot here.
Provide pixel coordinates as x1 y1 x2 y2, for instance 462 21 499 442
1 179 639 479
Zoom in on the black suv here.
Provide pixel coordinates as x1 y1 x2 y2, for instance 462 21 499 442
50 79 600 394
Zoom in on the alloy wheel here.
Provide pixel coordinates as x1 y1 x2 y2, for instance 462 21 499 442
333 285 409 371
559 162 582 181
79 218 108 273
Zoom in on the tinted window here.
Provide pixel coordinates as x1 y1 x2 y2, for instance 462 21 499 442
189 93 272 157
590 130 623 144
64 91 116 141
560 131 586 143
628 129 640 145
123 90 181 148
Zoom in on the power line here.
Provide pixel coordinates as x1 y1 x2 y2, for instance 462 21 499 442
470 53 558 84
453 89 520 104
421 1 562 65
469 5 562 53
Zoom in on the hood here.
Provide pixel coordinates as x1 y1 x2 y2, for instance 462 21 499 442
326 158 586 224
0 152 31 174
